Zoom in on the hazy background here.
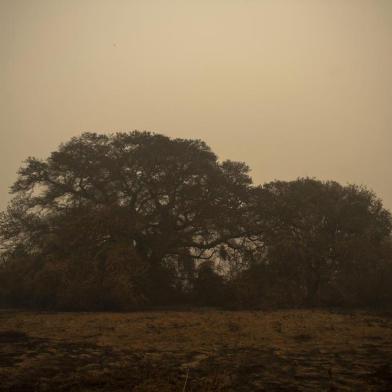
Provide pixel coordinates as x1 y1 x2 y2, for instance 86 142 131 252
1 0 391 211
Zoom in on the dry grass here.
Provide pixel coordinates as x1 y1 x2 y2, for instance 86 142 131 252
0 309 391 391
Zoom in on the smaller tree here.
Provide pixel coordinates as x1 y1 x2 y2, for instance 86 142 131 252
251 178 392 306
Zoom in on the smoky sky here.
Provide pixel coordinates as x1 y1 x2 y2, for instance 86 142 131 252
1 0 392 210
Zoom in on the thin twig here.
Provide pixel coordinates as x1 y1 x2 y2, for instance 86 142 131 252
182 367 189 392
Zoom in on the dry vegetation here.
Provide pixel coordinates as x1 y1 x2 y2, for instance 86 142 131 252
1 309 392 391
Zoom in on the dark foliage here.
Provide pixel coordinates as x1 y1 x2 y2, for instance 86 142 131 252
1 132 391 309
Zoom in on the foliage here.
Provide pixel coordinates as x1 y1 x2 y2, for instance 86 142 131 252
0 132 252 309
1 133 391 309
234 179 392 307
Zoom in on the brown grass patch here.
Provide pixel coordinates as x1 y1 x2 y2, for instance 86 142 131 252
0 309 391 390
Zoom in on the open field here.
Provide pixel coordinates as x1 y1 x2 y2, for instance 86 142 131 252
0 309 392 391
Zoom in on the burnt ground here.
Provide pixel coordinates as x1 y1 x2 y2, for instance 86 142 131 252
0 310 391 391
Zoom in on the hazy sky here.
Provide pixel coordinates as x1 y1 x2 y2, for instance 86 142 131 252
1 0 391 211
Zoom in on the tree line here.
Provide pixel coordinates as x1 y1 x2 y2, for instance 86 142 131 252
1 132 391 310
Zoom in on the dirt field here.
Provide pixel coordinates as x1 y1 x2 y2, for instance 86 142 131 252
0 309 391 391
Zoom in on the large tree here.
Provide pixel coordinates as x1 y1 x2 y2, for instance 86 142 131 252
0 132 253 308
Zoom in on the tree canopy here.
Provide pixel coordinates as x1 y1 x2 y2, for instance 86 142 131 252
247 179 392 306
1 132 391 309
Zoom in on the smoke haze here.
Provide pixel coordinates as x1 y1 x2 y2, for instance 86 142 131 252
1 0 391 209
